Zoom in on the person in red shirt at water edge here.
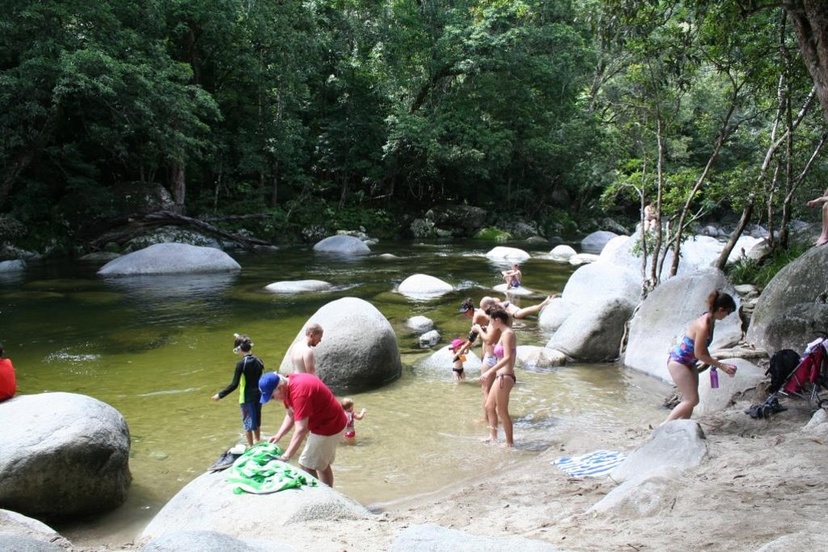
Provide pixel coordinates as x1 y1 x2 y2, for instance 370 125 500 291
259 372 347 487
0 343 16 402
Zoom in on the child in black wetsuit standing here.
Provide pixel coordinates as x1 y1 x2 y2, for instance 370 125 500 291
211 334 264 448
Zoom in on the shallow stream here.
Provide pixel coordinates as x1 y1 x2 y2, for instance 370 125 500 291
0 240 670 544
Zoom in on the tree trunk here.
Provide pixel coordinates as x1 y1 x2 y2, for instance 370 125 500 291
87 210 272 251
338 176 348 210
784 1 828 120
271 161 279 207
648 117 666 290
170 161 186 214
717 199 754 270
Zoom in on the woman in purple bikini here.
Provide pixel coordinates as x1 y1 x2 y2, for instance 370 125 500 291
663 290 738 424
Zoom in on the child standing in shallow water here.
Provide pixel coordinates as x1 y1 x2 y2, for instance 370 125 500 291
341 398 366 443
448 338 469 381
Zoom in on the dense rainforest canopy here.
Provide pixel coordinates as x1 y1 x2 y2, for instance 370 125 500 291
1 0 827 255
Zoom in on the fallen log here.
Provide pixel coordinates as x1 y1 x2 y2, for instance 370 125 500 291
87 210 273 251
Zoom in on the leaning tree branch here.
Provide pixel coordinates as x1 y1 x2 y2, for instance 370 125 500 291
87 210 273 251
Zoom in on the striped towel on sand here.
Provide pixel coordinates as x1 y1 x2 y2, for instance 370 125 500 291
553 450 626 478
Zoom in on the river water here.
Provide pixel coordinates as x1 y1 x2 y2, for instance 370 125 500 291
0 240 670 545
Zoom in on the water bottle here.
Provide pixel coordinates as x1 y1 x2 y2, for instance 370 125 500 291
710 367 719 389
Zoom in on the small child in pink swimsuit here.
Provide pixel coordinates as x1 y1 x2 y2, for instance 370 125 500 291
341 397 366 443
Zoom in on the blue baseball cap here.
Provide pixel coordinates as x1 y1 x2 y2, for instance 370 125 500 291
259 372 280 404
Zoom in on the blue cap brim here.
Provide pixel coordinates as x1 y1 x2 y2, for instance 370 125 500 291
258 372 279 404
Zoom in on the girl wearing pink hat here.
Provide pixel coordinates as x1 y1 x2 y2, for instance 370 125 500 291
449 338 470 381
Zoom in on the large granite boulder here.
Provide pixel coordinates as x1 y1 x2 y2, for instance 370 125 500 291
539 261 639 332
746 245 828 353
623 269 742 383
548 244 576 263
485 246 530 263
599 234 766 282
546 297 635 362
0 509 72 549
609 420 707 484
312 235 371 256
556 261 640 306
0 393 131 519
97 243 241 276
397 274 454 299
538 247 641 336
580 230 619 254
537 295 572 332
139 470 371 544
277 297 402 393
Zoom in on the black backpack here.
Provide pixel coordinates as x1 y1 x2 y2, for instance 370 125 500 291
766 349 801 395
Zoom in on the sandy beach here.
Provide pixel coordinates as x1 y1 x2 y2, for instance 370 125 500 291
59 390 828 552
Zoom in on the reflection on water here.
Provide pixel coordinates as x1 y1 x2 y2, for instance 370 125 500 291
0 241 671 545
101 272 238 301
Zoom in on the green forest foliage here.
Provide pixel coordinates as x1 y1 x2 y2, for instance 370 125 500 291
1 0 826 250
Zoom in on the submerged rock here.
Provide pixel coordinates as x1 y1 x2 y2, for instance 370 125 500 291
97 243 241 276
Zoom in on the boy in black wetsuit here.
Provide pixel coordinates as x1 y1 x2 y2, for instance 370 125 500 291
211 334 265 448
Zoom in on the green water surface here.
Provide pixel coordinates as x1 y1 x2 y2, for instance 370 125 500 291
0 240 670 545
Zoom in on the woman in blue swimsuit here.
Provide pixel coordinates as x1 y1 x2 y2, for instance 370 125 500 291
664 290 738 424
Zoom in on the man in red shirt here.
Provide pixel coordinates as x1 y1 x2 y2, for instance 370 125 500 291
260 372 347 487
0 343 16 402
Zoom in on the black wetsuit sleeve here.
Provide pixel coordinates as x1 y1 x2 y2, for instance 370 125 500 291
217 360 244 399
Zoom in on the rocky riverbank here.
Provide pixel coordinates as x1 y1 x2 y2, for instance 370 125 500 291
7 395 828 552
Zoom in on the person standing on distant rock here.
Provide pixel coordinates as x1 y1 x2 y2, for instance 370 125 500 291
806 188 828 246
0 343 17 402
292 323 323 375
643 201 659 232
